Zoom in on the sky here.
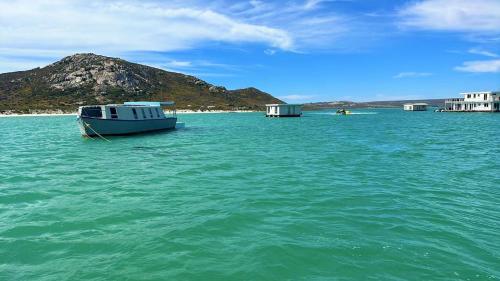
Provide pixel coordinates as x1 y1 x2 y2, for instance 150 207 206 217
0 0 499 102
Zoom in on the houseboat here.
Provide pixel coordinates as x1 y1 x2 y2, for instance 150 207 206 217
77 101 177 136
266 104 302 117
444 91 500 112
403 103 428 111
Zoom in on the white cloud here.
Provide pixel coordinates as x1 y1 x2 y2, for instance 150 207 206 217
399 0 500 33
278 94 317 102
304 0 325 10
468 48 498 58
166 60 193 68
371 93 426 101
0 57 48 73
454 59 500 73
227 0 349 51
0 0 353 73
393 72 432 78
304 0 348 10
0 0 293 55
133 56 241 76
264 49 277 55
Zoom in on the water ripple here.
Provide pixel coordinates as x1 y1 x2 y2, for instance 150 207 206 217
0 110 499 280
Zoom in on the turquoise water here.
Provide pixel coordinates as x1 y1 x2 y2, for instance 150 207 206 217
1 109 499 280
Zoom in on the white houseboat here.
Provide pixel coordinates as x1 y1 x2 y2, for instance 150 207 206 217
403 103 428 111
266 104 302 117
77 101 177 136
444 91 500 112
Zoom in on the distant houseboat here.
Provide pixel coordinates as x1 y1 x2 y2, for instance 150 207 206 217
266 104 302 117
403 103 428 111
444 91 500 112
77 101 177 136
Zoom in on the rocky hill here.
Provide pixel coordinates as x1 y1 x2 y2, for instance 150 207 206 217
0 53 283 113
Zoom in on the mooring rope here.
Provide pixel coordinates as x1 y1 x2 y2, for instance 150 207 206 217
84 122 111 142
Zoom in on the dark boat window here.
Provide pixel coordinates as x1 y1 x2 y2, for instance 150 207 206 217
110 107 118 118
141 108 146 118
155 108 160 118
132 108 138 119
81 107 102 118
148 108 153 118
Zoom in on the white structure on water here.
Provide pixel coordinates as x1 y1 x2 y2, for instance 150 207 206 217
77 101 177 136
403 103 428 111
444 91 500 112
266 104 302 117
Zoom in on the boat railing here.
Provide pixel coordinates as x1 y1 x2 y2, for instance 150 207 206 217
164 108 177 118
445 98 464 102
445 98 498 103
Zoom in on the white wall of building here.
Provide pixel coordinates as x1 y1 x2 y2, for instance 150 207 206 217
266 104 302 116
446 92 500 112
403 104 427 111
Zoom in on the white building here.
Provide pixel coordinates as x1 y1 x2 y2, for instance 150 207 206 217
403 103 428 111
445 91 500 112
266 104 302 117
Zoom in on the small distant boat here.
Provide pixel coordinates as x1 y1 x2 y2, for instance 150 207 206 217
336 109 351 115
77 101 177 137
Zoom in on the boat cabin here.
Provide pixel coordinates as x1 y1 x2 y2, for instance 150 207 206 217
403 103 428 111
78 101 176 120
266 104 303 117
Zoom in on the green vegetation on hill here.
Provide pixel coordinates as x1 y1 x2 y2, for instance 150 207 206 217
304 99 446 110
0 53 283 113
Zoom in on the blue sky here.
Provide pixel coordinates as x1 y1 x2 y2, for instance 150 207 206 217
0 0 499 102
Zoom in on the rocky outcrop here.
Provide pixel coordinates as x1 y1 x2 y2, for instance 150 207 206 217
0 53 283 113
209 85 227 93
48 54 147 92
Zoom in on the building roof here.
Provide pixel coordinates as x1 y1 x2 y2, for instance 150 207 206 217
459 91 498 95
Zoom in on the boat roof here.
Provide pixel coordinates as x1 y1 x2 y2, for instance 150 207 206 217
404 103 428 106
266 104 303 106
123 101 175 106
79 101 175 108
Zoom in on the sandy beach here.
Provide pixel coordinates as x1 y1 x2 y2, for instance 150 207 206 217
0 110 257 117
0 113 77 118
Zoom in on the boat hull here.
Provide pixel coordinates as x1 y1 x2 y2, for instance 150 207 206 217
78 117 177 136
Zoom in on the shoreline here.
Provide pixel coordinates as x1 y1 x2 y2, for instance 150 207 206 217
0 110 258 117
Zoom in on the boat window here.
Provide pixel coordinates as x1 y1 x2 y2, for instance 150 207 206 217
81 107 102 118
155 108 160 118
141 108 147 118
132 108 138 119
148 108 153 118
110 107 118 118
